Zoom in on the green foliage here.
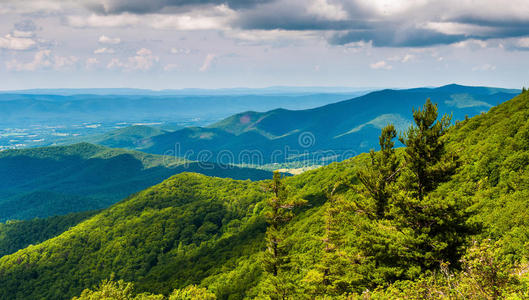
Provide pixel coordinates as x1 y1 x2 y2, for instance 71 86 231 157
3 92 529 299
72 279 216 300
399 98 456 200
357 124 398 218
168 285 216 300
364 240 529 299
0 173 269 299
0 210 97 258
460 239 517 298
312 190 358 296
261 172 306 299
73 279 164 300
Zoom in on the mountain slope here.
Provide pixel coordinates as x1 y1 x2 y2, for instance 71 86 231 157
1 90 529 298
0 211 98 258
144 84 518 164
61 125 167 149
0 143 272 221
0 173 270 299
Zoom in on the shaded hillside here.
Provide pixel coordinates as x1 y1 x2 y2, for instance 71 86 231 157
1 91 529 298
0 211 98 258
0 143 272 221
0 174 270 299
144 84 518 164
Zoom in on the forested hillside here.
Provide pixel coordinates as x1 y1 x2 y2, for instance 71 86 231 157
0 211 98 257
0 143 272 221
1 90 529 299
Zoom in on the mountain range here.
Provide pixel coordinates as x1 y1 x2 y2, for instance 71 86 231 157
1 86 370 96
0 92 365 128
0 87 527 298
136 84 519 164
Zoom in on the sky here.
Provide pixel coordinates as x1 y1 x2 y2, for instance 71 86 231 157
1 0 529 90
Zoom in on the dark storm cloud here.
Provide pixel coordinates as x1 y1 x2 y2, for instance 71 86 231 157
79 0 529 48
450 16 529 29
235 15 369 31
329 27 468 47
447 16 529 38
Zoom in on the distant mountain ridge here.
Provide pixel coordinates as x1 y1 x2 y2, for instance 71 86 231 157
0 93 365 129
141 84 519 164
1 86 371 96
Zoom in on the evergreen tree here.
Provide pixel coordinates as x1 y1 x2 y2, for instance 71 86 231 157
358 124 399 218
319 183 355 294
261 172 306 299
390 99 466 270
399 98 456 200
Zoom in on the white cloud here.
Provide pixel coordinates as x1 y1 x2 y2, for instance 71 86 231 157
67 5 234 30
6 50 78 71
199 53 216 72
12 30 34 38
98 35 121 44
129 51 158 70
424 22 489 36
453 39 488 49
106 58 124 69
54 54 79 69
0 1 66 15
226 29 318 43
307 0 348 21
401 54 414 62
94 47 115 54
370 60 392 70
388 54 415 63
85 57 99 69
0 34 36 50
148 6 234 30
106 48 159 71
150 15 222 30
516 37 529 48
68 13 141 28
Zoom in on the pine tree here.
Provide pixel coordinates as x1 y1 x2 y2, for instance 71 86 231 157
399 99 456 200
390 99 466 270
261 171 306 299
358 124 399 218
319 183 354 294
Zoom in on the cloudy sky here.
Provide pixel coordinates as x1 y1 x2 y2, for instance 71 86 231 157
1 0 529 90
